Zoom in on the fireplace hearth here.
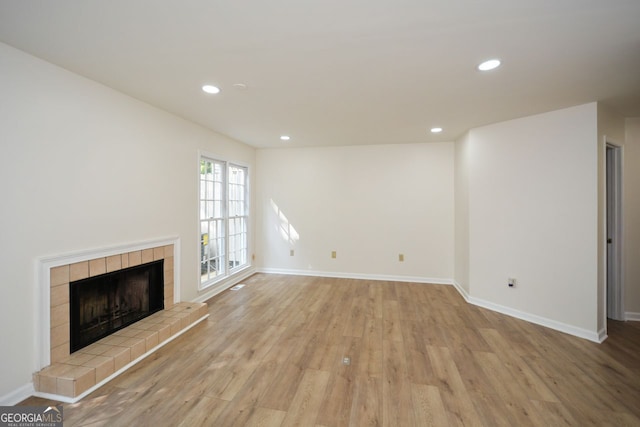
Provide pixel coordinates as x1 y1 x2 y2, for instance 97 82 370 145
70 260 164 353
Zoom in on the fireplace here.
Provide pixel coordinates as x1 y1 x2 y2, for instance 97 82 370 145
35 239 210 400
70 260 164 353
44 242 177 366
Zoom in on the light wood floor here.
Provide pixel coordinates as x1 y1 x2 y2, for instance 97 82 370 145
21 274 640 426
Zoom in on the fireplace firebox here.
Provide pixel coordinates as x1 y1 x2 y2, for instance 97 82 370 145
70 260 164 353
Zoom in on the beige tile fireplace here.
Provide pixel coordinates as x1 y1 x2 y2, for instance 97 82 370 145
34 241 209 401
48 244 175 364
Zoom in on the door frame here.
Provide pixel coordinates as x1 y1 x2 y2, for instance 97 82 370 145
605 141 624 321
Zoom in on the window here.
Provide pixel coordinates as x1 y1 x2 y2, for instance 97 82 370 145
199 157 249 287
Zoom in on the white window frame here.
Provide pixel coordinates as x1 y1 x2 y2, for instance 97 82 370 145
198 154 250 289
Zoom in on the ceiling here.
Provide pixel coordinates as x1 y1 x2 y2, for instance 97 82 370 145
1 1 639 148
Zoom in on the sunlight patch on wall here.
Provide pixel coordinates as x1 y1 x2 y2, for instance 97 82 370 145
270 199 300 245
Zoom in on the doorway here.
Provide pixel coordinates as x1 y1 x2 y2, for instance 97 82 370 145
606 143 624 320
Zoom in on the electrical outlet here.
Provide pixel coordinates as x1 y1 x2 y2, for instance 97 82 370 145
399 254 404 262
290 249 294 256
331 251 337 259
508 278 516 287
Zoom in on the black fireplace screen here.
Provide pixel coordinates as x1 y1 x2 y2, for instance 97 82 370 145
69 260 164 353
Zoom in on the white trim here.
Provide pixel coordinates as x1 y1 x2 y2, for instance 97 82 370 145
0 382 35 406
452 280 470 301
35 236 180 370
626 312 640 321
36 236 180 268
33 313 209 404
598 328 608 343
257 268 453 285
450 282 603 343
604 138 625 323
173 239 181 305
193 266 256 303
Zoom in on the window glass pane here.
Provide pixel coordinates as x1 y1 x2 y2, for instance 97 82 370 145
200 158 248 286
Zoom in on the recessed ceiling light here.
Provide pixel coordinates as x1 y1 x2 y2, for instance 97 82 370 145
202 85 220 94
430 127 443 133
477 59 501 71
232 83 247 90
280 135 291 141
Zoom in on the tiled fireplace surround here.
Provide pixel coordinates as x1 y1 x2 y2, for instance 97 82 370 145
34 240 208 402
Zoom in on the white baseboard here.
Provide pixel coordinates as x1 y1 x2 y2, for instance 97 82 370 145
452 280 470 300
193 266 257 303
0 382 35 406
450 282 602 343
257 267 453 285
625 311 640 321
597 328 608 342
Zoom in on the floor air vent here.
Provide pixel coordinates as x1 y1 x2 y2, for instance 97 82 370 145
230 284 245 291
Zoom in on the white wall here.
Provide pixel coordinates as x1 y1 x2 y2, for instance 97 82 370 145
256 143 454 282
0 42 255 401
465 103 599 336
624 118 640 318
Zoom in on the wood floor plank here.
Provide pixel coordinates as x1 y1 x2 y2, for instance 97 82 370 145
259 362 306 412
202 361 259 402
18 273 640 427
358 317 383 379
211 361 284 427
343 297 367 338
472 351 547 426
244 407 287 427
316 373 355 427
410 383 449 427
382 300 403 342
478 328 559 403
280 369 330 427
426 345 484 426
315 336 362 425
306 332 341 372
366 282 384 319
176 396 228 427
349 377 382 427
529 399 577 426
381 339 412 427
